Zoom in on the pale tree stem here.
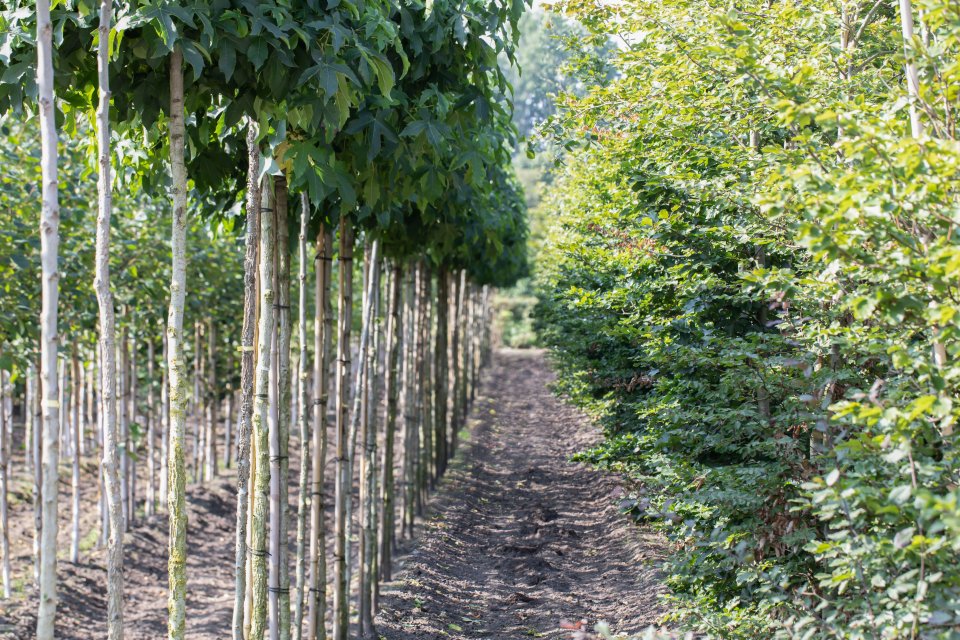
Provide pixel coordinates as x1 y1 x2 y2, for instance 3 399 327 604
899 0 924 138
251 175 275 640
231 122 260 640
293 193 310 640
166 47 189 640
379 262 402 582
332 223 355 640
307 225 332 640
93 3 125 631
36 0 61 635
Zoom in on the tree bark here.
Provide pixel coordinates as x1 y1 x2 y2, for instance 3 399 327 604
205 321 218 481
379 262 402 581
36 0 61 633
359 246 382 639
307 225 332 640
293 193 311 640
232 123 260 640
400 265 417 540
0 366 10 598
434 270 449 478
166 48 190 640
70 343 81 562
147 337 156 517
93 8 125 628
251 175 275 640
276 177 293 640
332 222 355 640
26 363 40 584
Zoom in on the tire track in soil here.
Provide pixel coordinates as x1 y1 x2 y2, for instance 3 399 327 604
376 348 667 639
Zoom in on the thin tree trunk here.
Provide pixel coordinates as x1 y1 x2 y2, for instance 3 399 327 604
418 265 433 506
449 272 461 457
93 11 125 628
307 225 332 640
251 175 275 640
26 363 40 583
160 331 169 512
0 366 9 598
458 273 469 433
129 323 138 524
268 208 282 640
147 337 156 517
119 327 129 529
70 343 81 562
276 177 293 640
294 193 311 640
194 321 204 483
166 48 190 640
206 321 218 481
224 388 233 470
379 262 402 581
232 123 260 640
899 0 924 138
359 246 382 639
401 265 417 539
332 222 355 640
36 0 61 632
434 270 449 478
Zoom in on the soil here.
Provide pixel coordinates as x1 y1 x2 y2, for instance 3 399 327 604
375 349 667 639
0 348 667 639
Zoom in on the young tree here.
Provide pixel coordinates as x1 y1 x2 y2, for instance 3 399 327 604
92 3 126 636
36 1 61 635
166 47 189 640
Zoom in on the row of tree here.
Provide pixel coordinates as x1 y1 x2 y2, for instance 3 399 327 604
0 0 528 638
536 0 960 637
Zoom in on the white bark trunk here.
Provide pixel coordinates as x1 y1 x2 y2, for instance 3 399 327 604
166 48 189 640
232 124 260 640
93 5 125 631
36 0 61 634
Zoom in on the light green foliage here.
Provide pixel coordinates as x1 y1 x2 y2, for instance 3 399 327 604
536 0 960 636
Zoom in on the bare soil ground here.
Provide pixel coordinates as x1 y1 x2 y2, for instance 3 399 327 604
376 349 667 639
0 349 666 639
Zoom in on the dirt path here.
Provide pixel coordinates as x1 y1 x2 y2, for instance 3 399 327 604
0 348 666 638
376 349 666 639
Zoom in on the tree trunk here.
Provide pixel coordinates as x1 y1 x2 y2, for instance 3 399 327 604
224 388 233 470
194 321 204 483
269 176 293 640
147 337 156 517
307 224 332 640
70 343 81 562
434 270 449 478
251 175 275 640
458 273 469 432
276 177 293 640
206 321 218 481
359 245 382 639
166 48 190 640
400 265 417 540
379 262 402 581
129 323 138 524
36 0 61 632
418 265 433 507
119 327 129 529
899 0 924 138
232 123 261 640
160 330 169 513
294 193 311 640
332 222 355 640
0 366 10 598
26 363 40 583
93 10 125 628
